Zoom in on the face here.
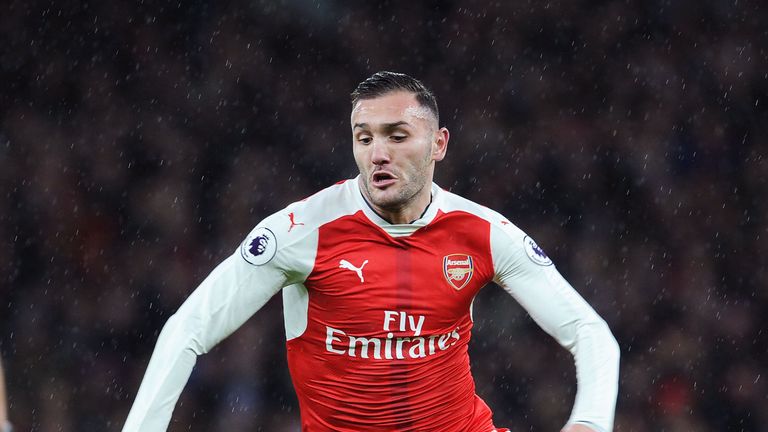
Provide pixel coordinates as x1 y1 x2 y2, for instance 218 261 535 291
351 91 448 222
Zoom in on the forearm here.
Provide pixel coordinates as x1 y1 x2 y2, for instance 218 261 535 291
122 315 198 431
566 317 619 430
122 252 287 431
503 271 619 431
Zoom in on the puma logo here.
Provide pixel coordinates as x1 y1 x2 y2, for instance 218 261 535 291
339 259 369 283
288 212 304 232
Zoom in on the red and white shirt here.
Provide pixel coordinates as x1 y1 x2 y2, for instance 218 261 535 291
123 178 619 432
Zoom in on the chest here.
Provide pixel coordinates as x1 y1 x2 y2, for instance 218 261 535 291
304 212 494 332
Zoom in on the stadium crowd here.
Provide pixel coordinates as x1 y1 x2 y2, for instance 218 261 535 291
1 1 766 431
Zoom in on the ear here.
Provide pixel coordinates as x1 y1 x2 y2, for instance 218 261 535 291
432 127 449 162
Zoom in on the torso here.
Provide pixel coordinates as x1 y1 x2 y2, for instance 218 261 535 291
277 180 500 431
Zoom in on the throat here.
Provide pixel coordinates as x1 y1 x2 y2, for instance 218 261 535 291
359 185 433 225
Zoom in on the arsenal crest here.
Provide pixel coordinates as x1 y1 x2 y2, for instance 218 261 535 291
443 254 474 290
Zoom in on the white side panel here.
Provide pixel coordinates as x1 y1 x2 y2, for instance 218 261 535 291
283 283 310 340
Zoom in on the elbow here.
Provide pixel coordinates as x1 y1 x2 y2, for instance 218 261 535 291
605 319 619 352
600 319 621 366
574 316 620 365
611 331 621 365
160 312 206 356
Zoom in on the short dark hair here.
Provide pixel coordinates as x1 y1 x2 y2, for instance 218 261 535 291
351 71 439 124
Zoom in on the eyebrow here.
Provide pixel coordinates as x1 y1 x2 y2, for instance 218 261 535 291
353 121 411 130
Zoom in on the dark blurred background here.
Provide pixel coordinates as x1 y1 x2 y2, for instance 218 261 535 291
1 0 766 431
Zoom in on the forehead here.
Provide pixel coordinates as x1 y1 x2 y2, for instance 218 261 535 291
351 91 434 126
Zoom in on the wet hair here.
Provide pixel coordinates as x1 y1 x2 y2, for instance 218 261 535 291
351 71 439 124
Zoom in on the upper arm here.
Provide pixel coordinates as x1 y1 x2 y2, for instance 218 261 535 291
178 207 318 353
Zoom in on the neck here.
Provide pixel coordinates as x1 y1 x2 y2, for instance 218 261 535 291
358 179 433 224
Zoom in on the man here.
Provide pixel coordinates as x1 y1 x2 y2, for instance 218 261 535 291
123 71 620 431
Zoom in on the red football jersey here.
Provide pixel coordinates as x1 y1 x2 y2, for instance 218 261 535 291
289 210 495 431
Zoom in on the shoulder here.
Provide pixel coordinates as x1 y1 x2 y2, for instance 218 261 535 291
240 179 359 259
435 188 553 268
238 179 361 273
261 179 359 231
436 188 526 240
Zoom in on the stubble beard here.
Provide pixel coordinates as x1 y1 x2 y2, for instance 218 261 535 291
365 174 425 213
363 149 433 214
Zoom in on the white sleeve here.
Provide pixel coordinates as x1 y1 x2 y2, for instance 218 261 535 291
123 211 314 432
491 223 620 432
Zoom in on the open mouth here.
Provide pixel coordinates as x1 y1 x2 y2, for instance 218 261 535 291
371 171 397 188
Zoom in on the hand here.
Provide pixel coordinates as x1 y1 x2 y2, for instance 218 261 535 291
561 425 596 432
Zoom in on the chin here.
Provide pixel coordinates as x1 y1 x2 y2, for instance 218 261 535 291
368 189 401 209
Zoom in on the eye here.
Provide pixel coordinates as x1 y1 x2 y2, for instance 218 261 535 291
391 135 407 142
357 136 372 145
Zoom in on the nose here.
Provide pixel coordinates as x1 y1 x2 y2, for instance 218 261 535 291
370 140 390 166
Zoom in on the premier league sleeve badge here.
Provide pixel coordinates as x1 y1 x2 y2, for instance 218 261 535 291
240 227 278 266
523 236 553 266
